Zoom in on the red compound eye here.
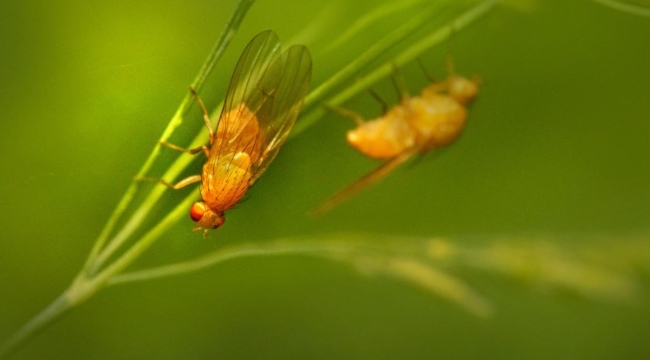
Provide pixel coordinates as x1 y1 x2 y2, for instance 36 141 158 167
189 203 205 222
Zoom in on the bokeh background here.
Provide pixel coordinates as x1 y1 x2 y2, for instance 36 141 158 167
1 0 649 359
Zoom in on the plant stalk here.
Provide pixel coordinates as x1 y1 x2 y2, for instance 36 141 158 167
82 0 256 276
0 293 70 359
292 0 498 138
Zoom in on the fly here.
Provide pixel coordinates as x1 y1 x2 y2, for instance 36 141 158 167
146 30 311 234
313 58 478 215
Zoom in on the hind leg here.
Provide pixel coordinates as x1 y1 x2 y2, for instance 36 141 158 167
324 104 366 126
135 175 202 190
390 64 410 103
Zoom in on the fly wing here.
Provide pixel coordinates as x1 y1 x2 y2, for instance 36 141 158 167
214 30 283 162
212 29 311 186
248 44 312 184
310 149 417 216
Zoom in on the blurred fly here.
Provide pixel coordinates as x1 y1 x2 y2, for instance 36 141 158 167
149 30 311 234
313 58 478 215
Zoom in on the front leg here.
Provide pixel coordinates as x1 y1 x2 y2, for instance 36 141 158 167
190 86 215 145
390 65 410 103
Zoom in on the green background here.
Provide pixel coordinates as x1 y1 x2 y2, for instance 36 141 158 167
1 0 649 359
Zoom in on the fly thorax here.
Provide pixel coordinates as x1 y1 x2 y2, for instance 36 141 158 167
409 96 467 150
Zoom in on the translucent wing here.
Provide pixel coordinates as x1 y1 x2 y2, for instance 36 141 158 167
249 43 312 183
213 30 311 184
311 149 417 216
213 30 282 162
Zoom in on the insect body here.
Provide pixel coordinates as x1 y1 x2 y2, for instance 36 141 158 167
154 30 311 233
313 61 478 215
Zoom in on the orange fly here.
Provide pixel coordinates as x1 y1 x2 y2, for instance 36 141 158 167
152 30 311 233
313 59 478 215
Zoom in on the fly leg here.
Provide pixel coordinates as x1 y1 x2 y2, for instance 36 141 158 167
160 141 210 157
417 58 436 82
136 175 202 190
325 82 389 123
189 86 215 145
324 104 365 126
143 139 206 188
446 55 456 78
390 65 410 104
417 58 448 93
156 87 213 157
142 138 206 188
367 88 389 115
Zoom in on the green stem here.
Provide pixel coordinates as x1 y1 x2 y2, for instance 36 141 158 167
100 0 500 286
192 0 257 90
107 234 427 286
108 240 361 285
91 0 491 272
82 0 256 275
0 1 499 357
90 0 499 272
292 0 498 138
301 1 449 113
0 293 70 359
321 0 429 54
89 141 204 273
0 190 201 360
87 187 197 295
0 2 257 358
0 189 202 359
